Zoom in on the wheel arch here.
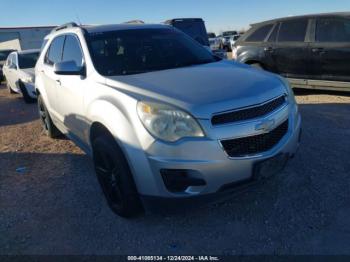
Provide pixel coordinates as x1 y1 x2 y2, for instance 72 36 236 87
86 100 160 196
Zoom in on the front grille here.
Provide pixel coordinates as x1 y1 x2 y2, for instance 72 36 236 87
212 96 286 126
221 120 289 157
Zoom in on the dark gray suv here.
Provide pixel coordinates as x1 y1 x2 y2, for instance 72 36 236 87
233 12 350 92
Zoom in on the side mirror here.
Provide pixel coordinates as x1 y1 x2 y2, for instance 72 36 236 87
54 60 84 75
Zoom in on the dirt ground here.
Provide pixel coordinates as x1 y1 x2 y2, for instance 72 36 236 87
1 83 350 255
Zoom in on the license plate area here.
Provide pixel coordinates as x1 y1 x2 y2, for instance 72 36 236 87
253 153 289 180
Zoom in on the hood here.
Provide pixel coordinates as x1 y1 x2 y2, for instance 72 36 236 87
105 60 286 119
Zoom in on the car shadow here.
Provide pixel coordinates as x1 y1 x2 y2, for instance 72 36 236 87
293 87 350 97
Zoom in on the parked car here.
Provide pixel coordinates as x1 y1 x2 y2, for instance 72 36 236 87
165 18 210 47
35 22 301 218
220 31 239 51
3 49 39 103
207 32 228 59
234 12 350 92
229 35 241 51
0 49 15 83
208 32 220 50
165 18 228 59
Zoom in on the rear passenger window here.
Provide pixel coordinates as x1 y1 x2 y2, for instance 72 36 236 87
246 24 273 42
316 18 350 42
45 36 65 65
62 35 84 66
278 19 308 42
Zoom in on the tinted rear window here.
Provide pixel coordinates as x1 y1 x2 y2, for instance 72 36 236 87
246 24 273 42
0 50 13 61
278 19 308 42
316 18 350 42
18 52 39 69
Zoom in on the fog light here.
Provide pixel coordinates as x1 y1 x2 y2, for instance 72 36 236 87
160 169 206 193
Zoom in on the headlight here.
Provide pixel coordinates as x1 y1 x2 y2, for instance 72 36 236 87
23 76 34 83
137 101 205 142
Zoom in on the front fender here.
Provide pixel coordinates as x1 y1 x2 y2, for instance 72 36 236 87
35 74 50 109
236 47 262 64
86 99 161 196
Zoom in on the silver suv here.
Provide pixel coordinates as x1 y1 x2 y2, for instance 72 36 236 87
35 22 301 217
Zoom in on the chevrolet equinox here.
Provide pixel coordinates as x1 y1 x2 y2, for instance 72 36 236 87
35 22 301 217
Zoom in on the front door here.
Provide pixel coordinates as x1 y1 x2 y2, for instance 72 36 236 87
56 34 85 141
39 35 65 119
271 18 310 79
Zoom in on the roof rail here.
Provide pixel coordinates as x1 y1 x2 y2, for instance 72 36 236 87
51 22 79 33
124 20 145 24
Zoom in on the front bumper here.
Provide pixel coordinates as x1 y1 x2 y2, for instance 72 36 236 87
22 82 37 98
136 104 301 204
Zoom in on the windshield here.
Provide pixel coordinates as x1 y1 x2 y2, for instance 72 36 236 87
0 50 14 61
87 28 217 76
18 52 40 69
207 33 216 38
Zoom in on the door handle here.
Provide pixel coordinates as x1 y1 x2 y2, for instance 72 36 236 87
55 79 61 85
264 47 274 52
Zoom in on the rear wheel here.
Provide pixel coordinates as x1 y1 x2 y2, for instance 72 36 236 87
18 81 36 103
37 94 61 138
92 135 143 218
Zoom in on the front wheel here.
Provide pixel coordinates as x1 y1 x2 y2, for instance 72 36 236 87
18 81 36 103
37 94 61 138
92 136 143 218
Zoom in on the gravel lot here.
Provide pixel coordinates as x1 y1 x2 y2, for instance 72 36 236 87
0 83 350 255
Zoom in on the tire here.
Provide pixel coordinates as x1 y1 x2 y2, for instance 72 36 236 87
18 81 36 103
250 63 264 70
92 135 143 218
37 94 62 138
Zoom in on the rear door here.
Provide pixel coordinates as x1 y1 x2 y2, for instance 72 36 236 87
272 18 310 79
309 16 350 82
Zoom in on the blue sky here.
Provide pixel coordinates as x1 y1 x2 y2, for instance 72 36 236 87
1 0 350 33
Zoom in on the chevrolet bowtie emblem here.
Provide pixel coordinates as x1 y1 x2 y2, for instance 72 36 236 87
255 119 275 132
